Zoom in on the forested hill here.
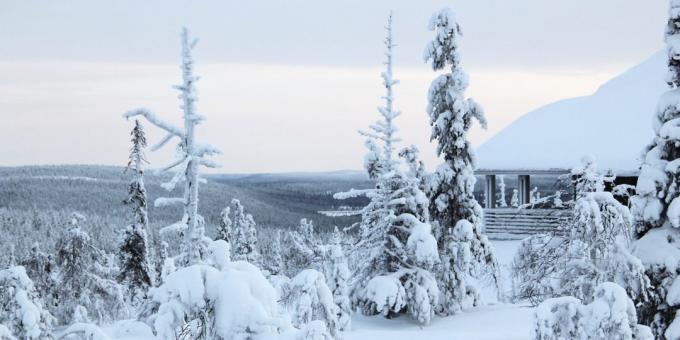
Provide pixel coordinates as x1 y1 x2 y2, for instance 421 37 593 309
0 165 370 232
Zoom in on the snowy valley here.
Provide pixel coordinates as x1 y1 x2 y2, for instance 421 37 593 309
0 2 676 340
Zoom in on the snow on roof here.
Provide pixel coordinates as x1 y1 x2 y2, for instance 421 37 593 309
476 51 667 176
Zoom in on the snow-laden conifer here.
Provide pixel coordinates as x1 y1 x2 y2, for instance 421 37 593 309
325 228 351 331
53 213 127 324
335 13 440 324
423 7 499 314
229 199 261 265
629 3 680 337
118 120 153 305
123 28 221 266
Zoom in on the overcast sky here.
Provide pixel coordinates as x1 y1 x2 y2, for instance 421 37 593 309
0 0 667 173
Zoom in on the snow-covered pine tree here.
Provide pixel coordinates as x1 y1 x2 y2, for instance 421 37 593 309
0 266 54 339
53 213 127 324
124 28 221 266
217 205 232 243
118 119 153 305
631 2 680 337
326 228 351 331
229 199 261 265
335 13 440 324
423 7 500 314
497 175 507 207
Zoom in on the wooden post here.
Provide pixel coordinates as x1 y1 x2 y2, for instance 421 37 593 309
485 175 496 209
518 175 531 205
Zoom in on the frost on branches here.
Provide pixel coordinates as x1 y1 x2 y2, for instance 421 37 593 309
0 266 54 339
118 120 154 305
334 13 440 325
513 158 649 306
423 7 499 314
532 282 652 340
123 28 221 266
630 2 680 337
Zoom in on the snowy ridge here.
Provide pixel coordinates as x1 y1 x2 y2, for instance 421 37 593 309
476 51 668 174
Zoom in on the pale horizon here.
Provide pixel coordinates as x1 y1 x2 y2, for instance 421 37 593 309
0 0 665 173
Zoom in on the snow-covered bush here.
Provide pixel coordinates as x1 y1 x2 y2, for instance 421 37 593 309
513 158 649 306
423 7 500 314
532 282 653 340
511 234 564 305
283 269 339 337
148 262 290 339
533 296 585 340
0 266 54 339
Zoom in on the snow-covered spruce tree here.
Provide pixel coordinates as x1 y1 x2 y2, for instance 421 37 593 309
217 205 233 243
532 282 653 340
19 243 56 304
423 7 500 314
283 218 323 276
335 13 440 325
229 199 261 265
326 229 352 331
0 266 54 339
263 230 284 276
124 28 221 266
631 2 680 337
118 119 153 305
284 269 339 338
53 213 127 325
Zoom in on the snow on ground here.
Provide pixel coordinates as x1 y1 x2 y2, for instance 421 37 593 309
99 240 529 340
347 303 533 340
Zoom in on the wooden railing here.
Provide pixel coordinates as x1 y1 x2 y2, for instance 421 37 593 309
483 208 571 240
